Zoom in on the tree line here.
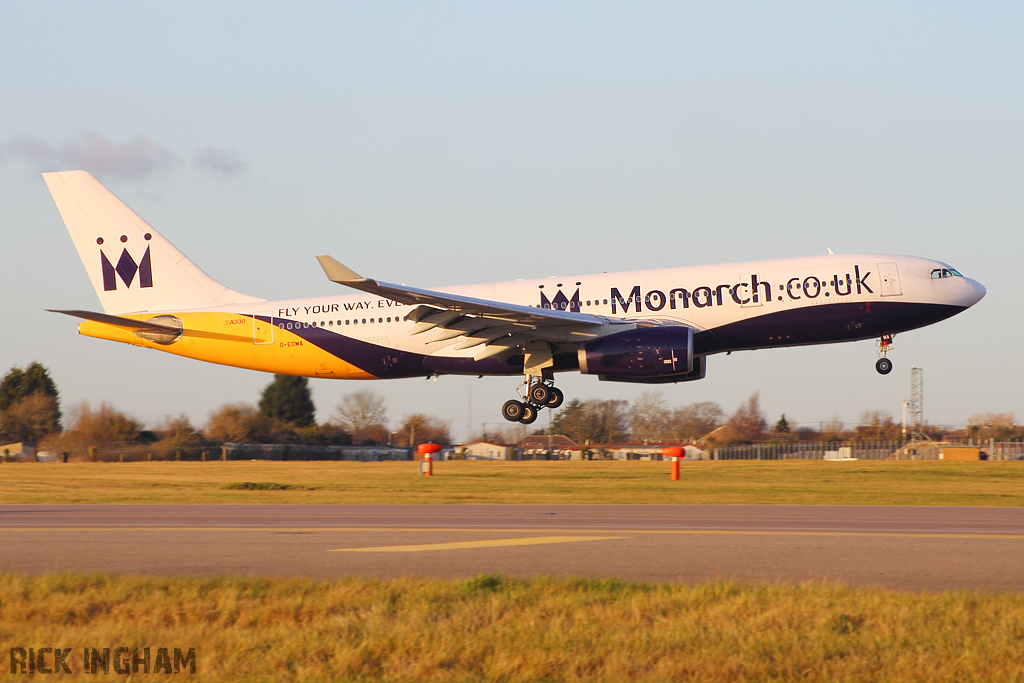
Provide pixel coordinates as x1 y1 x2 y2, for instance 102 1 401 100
0 366 450 457
2 363 1021 456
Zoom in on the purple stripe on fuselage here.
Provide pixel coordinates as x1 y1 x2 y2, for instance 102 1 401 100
257 301 963 380
695 301 965 355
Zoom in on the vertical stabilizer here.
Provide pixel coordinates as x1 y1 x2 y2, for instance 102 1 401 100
43 170 264 314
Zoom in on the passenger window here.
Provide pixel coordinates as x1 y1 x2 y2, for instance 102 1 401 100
345 320 350 325
362 319 366 324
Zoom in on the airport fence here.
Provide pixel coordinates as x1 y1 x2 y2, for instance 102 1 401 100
710 439 1024 461
710 441 902 461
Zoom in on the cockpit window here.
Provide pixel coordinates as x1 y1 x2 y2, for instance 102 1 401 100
931 268 963 279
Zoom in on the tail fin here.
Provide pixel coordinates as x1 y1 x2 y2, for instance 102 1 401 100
43 171 264 314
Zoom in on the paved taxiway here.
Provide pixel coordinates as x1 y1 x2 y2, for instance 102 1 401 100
2 504 1023 590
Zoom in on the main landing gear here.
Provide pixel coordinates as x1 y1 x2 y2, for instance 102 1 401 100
502 377 564 424
875 334 894 375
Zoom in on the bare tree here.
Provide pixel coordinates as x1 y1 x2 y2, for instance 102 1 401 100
856 410 899 440
156 414 204 448
967 412 1018 441
333 390 388 445
67 401 143 445
668 401 725 441
550 399 630 445
629 390 669 443
204 403 274 443
397 413 452 447
822 415 845 439
0 392 61 443
728 392 767 440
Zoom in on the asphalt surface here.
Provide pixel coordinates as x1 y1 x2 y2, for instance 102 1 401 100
3 504 1023 591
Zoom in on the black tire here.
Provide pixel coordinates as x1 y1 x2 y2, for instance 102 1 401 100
520 403 539 424
502 400 525 422
546 387 565 409
528 383 551 405
876 358 893 375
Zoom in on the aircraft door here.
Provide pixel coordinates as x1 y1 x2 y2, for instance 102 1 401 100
253 312 275 345
739 274 763 308
878 262 902 297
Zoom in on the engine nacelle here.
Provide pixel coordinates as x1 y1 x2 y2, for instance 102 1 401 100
578 327 693 380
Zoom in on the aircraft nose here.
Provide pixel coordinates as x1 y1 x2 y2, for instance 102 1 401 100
967 278 986 306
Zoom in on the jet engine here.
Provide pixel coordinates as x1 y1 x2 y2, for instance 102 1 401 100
578 327 698 382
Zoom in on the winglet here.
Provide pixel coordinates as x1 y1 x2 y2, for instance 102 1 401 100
316 255 367 283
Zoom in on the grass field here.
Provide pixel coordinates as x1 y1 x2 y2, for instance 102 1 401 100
3 572 1024 682
1 459 1023 506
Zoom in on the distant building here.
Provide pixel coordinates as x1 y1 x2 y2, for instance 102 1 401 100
457 441 512 460
699 425 748 447
515 435 579 460
0 442 36 462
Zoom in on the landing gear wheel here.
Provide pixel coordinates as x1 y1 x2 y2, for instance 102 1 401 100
519 403 539 425
546 387 564 409
528 383 552 405
875 358 893 375
502 400 526 422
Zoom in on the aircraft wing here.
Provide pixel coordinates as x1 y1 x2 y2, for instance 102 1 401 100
316 255 623 361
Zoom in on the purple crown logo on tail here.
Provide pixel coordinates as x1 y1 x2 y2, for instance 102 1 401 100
99 233 153 291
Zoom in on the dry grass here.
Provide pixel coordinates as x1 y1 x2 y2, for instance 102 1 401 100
1 460 1023 506
2 572 1024 682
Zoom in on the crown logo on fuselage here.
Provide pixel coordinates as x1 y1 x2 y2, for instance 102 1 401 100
99 234 153 291
539 286 580 312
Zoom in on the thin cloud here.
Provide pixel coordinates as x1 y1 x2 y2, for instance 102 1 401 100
193 147 247 176
2 132 180 180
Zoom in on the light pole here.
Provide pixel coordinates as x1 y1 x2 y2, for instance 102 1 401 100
902 401 909 437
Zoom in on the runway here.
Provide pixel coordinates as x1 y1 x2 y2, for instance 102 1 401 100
3 504 1023 590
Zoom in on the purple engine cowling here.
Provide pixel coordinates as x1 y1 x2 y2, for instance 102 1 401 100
578 326 693 379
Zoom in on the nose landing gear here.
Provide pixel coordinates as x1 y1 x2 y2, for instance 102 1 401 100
501 377 564 424
875 334 894 375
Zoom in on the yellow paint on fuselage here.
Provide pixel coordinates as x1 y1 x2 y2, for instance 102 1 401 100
77 312 377 379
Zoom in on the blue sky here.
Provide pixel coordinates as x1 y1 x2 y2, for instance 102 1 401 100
2 1 1021 439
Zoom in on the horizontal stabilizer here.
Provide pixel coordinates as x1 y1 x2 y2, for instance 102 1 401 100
47 309 181 333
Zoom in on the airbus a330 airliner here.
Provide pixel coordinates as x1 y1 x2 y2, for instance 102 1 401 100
45 171 985 424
